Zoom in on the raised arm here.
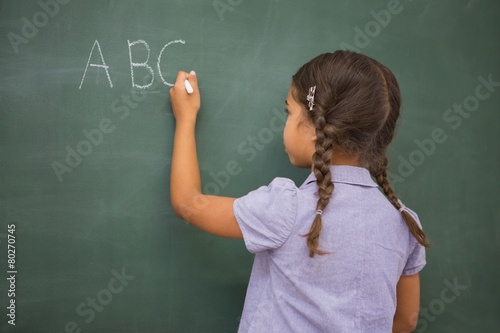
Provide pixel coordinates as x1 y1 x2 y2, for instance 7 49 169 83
169 71 242 239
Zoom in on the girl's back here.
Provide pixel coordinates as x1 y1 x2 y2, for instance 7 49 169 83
235 166 425 332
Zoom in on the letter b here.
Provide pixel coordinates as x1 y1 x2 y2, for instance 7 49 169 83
128 39 154 89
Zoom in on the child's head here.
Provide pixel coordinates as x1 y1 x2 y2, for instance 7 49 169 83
290 51 401 165
287 50 429 257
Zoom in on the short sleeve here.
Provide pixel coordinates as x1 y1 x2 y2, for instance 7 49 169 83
401 208 427 276
233 177 297 254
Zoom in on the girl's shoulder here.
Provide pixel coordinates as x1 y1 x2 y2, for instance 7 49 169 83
234 177 299 253
398 199 423 228
242 177 298 200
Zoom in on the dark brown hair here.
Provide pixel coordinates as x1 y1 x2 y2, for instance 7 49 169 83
292 51 431 257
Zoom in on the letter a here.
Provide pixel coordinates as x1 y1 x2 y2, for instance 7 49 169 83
79 40 113 89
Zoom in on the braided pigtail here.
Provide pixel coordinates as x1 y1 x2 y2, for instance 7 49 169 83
306 109 335 257
292 51 426 257
371 156 431 248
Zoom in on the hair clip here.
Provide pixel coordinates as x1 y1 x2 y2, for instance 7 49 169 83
306 85 316 111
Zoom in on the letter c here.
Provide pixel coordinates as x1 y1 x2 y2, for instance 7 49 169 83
157 39 186 86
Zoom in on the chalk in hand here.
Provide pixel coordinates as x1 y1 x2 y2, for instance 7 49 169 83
184 80 194 94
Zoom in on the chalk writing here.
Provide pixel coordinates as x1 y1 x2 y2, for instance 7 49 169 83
79 39 186 90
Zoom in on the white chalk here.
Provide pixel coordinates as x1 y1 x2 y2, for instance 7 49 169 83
184 80 193 94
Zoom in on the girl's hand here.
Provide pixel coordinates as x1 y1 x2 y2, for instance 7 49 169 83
169 70 200 124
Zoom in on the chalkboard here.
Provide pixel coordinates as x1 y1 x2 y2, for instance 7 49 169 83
1 0 499 332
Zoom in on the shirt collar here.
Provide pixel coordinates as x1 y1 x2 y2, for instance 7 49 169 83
300 165 378 188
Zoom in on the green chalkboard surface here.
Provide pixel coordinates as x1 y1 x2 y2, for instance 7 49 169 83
1 0 499 332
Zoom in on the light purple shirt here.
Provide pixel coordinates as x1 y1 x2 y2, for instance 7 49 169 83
233 166 426 333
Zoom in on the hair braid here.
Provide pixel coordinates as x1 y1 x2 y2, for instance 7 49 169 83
292 51 429 257
371 155 431 248
305 110 335 257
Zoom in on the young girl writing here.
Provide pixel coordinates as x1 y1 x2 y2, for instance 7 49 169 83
169 51 430 333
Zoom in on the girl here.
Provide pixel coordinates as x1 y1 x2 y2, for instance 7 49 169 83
169 51 430 333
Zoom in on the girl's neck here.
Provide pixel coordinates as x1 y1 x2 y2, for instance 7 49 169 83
331 150 359 167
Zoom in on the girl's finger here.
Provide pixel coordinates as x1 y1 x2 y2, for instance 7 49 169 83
187 71 197 91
